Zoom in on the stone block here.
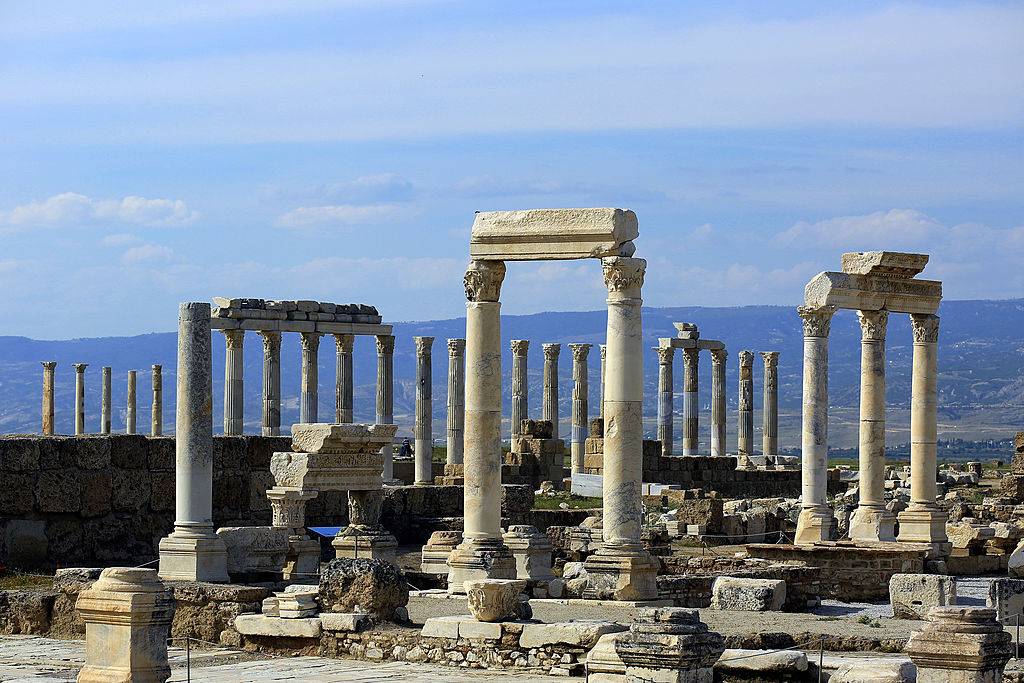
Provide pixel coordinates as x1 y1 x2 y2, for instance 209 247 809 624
79 470 112 517
35 470 81 513
519 620 626 648
465 579 526 622
111 468 150 512
318 612 369 633
216 526 289 576
234 614 321 638
0 439 39 472
715 649 808 676
319 558 409 621
459 618 503 640
0 590 55 635
469 207 638 261
840 251 929 278
905 607 1011 681
0 473 35 515
987 578 1024 624
829 659 916 682
421 615 461 639
710 577 786 612
889 573 957 620
74 438 111 470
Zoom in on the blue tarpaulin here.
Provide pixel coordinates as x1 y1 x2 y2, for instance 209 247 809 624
308 526 343 537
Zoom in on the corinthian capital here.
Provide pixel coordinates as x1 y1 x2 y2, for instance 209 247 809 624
681 347 699 372
414 336 435 356
257 330 281 352
760 351 779 367
910 313 940 343
542 343 561 361
569 343 592 363
856 309 888 342
464 260 505 302
710 348 728 366
655 346 674 365
447 338 466 356
299 331 321 352
375 334 395 355
334 333 354 353
510 339 530 356
798 305 836 338
602 256 646 294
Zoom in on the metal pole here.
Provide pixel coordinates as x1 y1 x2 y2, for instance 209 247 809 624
818 637 824 683
1016 614 1020 658
187 636 191 682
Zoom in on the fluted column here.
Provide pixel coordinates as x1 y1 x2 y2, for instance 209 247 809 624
681 347 699 455
414 336 435 485
569 343 592 474
446 339 466 465
334 334 354 423
126 370 137 434
542 343 561 439
100 366 112 435
510 340 529 438
258 331 281 436
655 346 674 456
447 260 515 592
761 352 779 457
898 314 947 548
41 361 57 435
850 311 895 541
737 351 754 459
599 344 607 419
221 329 244 435
375 335 396 481
74 363 88 436
710 349 727 457
794 306 837 544
299 332 322 423
151 365 163 436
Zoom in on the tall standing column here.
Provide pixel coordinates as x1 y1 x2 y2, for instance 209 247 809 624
158 302 228 582
569 343 592 474
100 366 112 435
681 347 700 455
258 331 281 436
446 339 466 465
583 256 658 601
655 346 674 456
375 335 396 482
737 351 754 459
510 340 529 438
126 370 137 435
761 352 779 457
221 329 244 435
794 306 837 544
542 343 561 439
73 363 88 435
710 349 727 457
414 336 435 485
334 334 354 423
447 260 515 592
898 314 948 549
41 361 57 435
151 365 163 436
299 332 322 423
599 344 607 419
851 311 896 542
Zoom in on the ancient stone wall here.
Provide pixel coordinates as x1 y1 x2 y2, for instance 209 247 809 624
380 484 534 545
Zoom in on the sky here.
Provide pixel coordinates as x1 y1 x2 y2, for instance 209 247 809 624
1 0 1022 338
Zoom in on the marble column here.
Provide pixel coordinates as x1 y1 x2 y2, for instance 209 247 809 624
510 340 529 438
299 332 322 423
334 334 354 423
710 349 727 457
681 347 699 455
376 335 396 482
794 306 837 544
158 302 228 582
446 338 466 465
542 343 561 439
151 364 163 436
850 310 896 542
569 343 592 475
414 336 434 485
761 352 779 457
583 256 658 601
100 366 112 435
126 370 137 434
73 363 88 436
447 260 515 592
41 361 56 435
655 346 674 456
222 329 244 435
258 331 281 436
898 314 948 549
599 344 607 419
737 351 754 459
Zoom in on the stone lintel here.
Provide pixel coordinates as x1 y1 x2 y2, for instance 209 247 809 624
658 338 725 351
840 251 928 278
469 208 638 261
209 317 392 336
804 271 941 314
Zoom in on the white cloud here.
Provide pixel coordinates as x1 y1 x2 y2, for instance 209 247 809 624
775 209 941 249
0 193 198 231
121 244 174 264
100 233 142 247
275 203 408 229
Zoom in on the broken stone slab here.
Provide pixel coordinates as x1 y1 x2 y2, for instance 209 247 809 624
829 659 915 683
420 615 504 640
618 608 725 683
987 578 1024 625
715 648 808 675
889 573 957 620
318 612 370 633
709 577 786 612
233 613 321 638
319 558 409 622
469 208 638 261
290 422 398 455
803 271 941 315
519 620 626 648
464 578 527 622
840 251 929 279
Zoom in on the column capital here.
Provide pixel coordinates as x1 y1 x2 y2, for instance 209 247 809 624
152 364 162 373
738 350 753 366
602 256 646 295
221 328 244 349
41 361 57 371
464 259 505 302
375 334 395 355
856 309 889 341
299 331 322 352
911 313 940 343
447 338 466 356
798 305 837 338
710 348 728 365
599 344 607 360
760 351 780 367
655 346 674 365
333 333 354 352
510 339 529 355
414 336 435 355
542 342 561 360
257 329 281 350
681 346 699 370
569 343 592 362
73 363 89 372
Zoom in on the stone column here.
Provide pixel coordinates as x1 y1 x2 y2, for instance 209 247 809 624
851 310 896 542
41 361 56 435
299 332 322 423
510 340 529 438
446 338 466 465
258 331 281 436
158 302 228 582
333 489 398 562
126 370 137 435
221 329 244 435
334 333 354 423
100 366 112 435
447 260 515 592
600 344 607 419
681 347 699 455
905 607 1011 683
737 351 754 459
375 335 396 482
583 257 658 601
569 343 592 474
710 349 727 457
655 346 674 456
794 306 837 545
761 352 779 457
267 486 320 579
151 364 163 436
542 343 561 440
898 314 948 549
73 363 88 436
414 336 434 485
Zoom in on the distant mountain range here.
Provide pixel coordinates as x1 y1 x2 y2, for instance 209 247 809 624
1 299 1022 450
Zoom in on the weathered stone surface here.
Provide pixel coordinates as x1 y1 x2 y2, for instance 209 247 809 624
234 613 321 638
0 590 55 634
804 271 941 315
319 612 369 633
216 526 289 576
889 573 956 620
319 558 409 622
469 208 638 261
710 577 786 612
715 648 808 675
519 620 625 648
840 251 929 278
169 581 268 646
905 607 1012 681
465 579 526 622
829 659 915 682
618 608 725 682
987 578 1024 625
49 567 102 638
290 423 398 455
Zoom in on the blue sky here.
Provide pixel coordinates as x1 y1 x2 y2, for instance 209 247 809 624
1 1 1022 338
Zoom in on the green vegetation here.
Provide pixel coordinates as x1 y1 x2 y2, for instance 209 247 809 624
532 492 602 510
0 572 53 590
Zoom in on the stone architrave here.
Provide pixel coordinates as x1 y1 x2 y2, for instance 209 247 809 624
542 343 561 440
126 370 137 435
73 363 88 436
258 330 282 436
100 366 112 435
760 352 779 457
710 349 728 457
41 361 57 435
655 346 674 457
737 351 754 461
503 525 555 582
158 302 229 583
375 335 396 482
151 364 163 436
271 423 397 491
222 329 244 435
904 607 1011 682
446 339 466 466
469 207 639 261
510 340 530 439
681 347 699 456
414 336 434 485
569 343 592 475
299 332 322 423
334 333 354 423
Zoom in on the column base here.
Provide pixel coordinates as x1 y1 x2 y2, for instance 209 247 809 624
582 547 659 601
158 527 229 582
849 505 897 542
794 508 836 545
284 537 321 580
446 537 516 594
897 506 950 553
332 526 398 563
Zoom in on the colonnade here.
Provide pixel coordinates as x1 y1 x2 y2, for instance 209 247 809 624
40 362 164 436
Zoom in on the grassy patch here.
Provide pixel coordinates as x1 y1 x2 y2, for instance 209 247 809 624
0 572 53 590
533 492 603 510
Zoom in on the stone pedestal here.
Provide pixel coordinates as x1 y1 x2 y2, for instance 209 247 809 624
76 567 174 683
100 366 112 435
655 346 674 456
737 351 753 459
126 370 137 435
414 336 434 485
542 343 561 440
905 607 1011 683
422 530 461 575
446 339 466 465
710 349 727 457
503 524 555 582
74 363 88 436
299 332 322 423
41 361 56 435
333 489 398 562
375 335 396 482
510 339 529 439
258 331 282 436
569 343 591 474
618 608 725 683
334 333 354 423
151 364 163 436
